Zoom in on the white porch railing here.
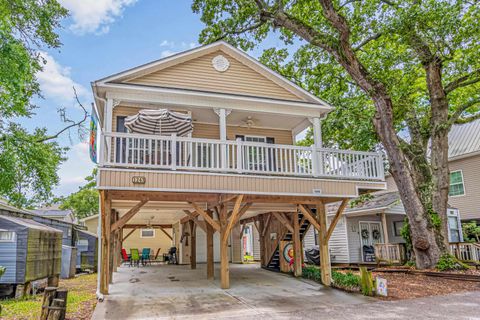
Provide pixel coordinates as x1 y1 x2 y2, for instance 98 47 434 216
101 132 385 181
449 242 480 263
374 243 406 264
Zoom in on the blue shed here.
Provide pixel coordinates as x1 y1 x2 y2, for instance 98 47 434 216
76 229 98 272
0 215 62 297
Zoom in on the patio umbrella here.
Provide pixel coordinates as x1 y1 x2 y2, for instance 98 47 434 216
124 109 193 136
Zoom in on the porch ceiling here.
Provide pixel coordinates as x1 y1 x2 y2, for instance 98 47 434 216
112 200 298 226
114 101 310 133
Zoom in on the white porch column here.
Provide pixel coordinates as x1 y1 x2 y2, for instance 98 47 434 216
312 117 322 148
215 108 231 169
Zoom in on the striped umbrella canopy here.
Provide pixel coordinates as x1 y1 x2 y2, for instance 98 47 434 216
124 109 193 136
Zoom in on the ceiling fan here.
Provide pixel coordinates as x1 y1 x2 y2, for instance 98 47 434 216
145 216 155 229
240 116 258 129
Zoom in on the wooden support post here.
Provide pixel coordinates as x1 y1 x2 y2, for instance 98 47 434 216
109 209 116 284
205 210 215 280
259 215 265 266
293 210 302 277
381 212 389 244
206 209 214 280
219 204 230 289
100 191 111 295
189 220 196 269
112 211 119 274
118 228 123 267
316 202 331 286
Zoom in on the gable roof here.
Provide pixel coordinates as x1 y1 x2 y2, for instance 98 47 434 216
93 41 331 108
448 119 480 159
327 191 401 215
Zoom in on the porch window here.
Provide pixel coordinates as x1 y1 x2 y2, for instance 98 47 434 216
393 221 404 237
140 229 155 238
448 216 461 242
449 171 465 196
0 230 14 242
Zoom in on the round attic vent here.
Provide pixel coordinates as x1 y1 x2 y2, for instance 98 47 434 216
212 55 230 72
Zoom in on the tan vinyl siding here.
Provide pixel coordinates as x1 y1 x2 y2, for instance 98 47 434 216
385 155 480 221
112 107 294 145
99 169 385 197
122 228 173 259
193 123 293 145
126 50 303 102
448 155 480 221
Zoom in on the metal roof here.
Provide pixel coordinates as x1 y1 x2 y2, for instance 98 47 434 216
0 215 62 233
448 119 480 159
32 209 72 217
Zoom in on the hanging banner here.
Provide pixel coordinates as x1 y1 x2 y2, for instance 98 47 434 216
89 109 98 164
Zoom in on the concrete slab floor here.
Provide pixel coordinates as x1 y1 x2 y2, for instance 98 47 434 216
92 263 372 319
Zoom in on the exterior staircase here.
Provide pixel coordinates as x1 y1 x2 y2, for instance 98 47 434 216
265 211 312 271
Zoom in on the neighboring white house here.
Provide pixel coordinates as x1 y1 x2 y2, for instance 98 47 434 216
303 191 463 264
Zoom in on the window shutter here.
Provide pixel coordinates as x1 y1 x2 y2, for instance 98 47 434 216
116 116 127 163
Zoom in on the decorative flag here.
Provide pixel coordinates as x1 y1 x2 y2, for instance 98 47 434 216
89 107 98 164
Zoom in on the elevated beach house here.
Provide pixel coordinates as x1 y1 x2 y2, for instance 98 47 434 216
92 41 385 294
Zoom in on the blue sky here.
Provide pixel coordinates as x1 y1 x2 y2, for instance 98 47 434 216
20 0 291 198
21 1 206 197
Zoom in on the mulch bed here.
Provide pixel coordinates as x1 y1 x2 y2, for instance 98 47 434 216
372 271 480 300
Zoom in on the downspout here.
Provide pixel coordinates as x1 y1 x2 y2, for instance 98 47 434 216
93 83 106 301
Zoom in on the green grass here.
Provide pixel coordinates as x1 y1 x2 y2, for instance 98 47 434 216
0 273 97 319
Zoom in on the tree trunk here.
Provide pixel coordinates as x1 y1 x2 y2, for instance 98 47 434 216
425 59 450 250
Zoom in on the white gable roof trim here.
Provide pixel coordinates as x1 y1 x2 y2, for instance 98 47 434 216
93 41 332 109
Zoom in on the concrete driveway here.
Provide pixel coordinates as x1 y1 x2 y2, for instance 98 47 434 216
92 263 371 319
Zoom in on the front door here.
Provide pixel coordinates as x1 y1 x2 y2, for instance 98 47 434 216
359 221 383 262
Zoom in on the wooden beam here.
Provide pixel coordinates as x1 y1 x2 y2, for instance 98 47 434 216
239 222 246 239
272 212 294 233
223 195 246 243
108 190 220 203
219 204 229 289
123 224 172 229
190 202 221 232
298 204 322 231
122 228 137 241
206 210 214 280
110 200 148 232
208 194 239 210
293 210 302 277
181 210 207 233
325 199 349 241
317 202 331 286
189 220 196 269
181 210 199 224
158 226 173 241
258 215 266 266
261 213 272 237
100 190 111 295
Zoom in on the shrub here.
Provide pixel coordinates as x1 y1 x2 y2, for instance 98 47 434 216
436 253 469 271
302 266 321 282
332 271 360 290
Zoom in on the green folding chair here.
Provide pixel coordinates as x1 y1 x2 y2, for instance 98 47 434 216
130 248 140 267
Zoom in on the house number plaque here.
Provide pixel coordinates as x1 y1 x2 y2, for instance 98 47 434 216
132 176 146 184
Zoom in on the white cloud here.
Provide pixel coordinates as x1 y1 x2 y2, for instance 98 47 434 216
36 52 87 103
55 142 94 196
59 0 137 35
160 50 177 58
158 41 197 58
